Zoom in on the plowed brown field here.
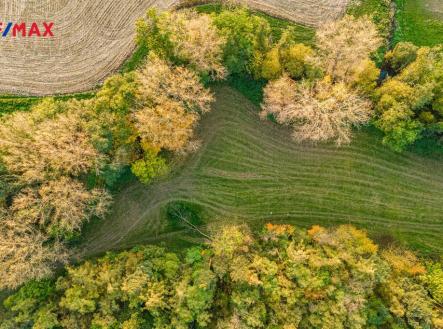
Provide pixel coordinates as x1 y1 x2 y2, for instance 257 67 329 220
0 0 349 96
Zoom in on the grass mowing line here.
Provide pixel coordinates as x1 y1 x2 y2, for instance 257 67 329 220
77 85 443 258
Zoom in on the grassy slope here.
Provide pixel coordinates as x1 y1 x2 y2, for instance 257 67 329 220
78 85 443 259
394 0 443 46
195 4 315 45
0 93 95 116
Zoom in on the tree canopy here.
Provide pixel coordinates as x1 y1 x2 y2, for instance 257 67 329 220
260 14 380 146
0 33 214 289
375 44 443 151
2 224 442 329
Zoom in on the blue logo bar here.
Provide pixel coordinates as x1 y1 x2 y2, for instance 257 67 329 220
2 22 12 37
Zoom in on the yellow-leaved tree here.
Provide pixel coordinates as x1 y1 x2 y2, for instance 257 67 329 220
137 9 227 80
260 15 380 145
0 99 111 289
135 55 214 153
316 15 382 83
0 213 67 289
11 177 111 234
0 100 105 184
261 76 372 145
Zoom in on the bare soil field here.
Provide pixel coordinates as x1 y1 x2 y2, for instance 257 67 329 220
246 0 350 26
0 0 349 96
0 0 176 96
424 0 443 18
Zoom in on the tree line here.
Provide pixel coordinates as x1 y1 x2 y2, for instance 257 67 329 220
139 5 442 150
1 224 442 329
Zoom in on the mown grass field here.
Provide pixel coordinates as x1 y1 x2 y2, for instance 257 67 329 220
394 0 443 46
0 93 95 116
78 85 443 259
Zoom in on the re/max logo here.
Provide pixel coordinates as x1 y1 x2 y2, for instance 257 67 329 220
0 22 54 37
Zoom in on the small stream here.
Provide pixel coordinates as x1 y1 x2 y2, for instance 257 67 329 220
379 0 398 82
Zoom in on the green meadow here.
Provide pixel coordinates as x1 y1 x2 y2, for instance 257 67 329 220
394 0 443 46
78 85 443 258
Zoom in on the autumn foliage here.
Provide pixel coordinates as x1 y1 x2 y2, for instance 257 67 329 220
0 21 215 288
2 224 442 328
261 76 372 145
375 44 443 151
135 56 213 153
259 15 380 145
316 15 382 83
136 9 227 80
0 3 440 302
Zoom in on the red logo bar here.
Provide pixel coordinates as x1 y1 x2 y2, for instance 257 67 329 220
0 22 54 37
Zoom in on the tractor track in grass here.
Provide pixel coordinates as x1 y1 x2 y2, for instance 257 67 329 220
77 86 443 258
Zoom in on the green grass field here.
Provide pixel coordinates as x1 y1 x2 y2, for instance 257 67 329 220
195 4 315 45
394 0 443 46
2 3 442 262
0 92 95 116
77 85 443 259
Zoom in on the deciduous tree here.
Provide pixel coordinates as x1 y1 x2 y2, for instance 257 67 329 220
316 15 382 83
131 150 169 184
0 214 67 290
11 177 111 236
137 55 214 114
261 76 372 145
137 9 227 80
134 56 214 154
385 42 419 74
375 45 443 151
2 223 442 328
135 100 199 153
0 102 105 184
212 8 271 75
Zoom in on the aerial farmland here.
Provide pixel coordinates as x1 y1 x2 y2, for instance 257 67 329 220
0 0 442 327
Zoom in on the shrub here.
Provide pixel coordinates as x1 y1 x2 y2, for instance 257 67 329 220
385 42 419 74
131 152 169 184
166 200 203 228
